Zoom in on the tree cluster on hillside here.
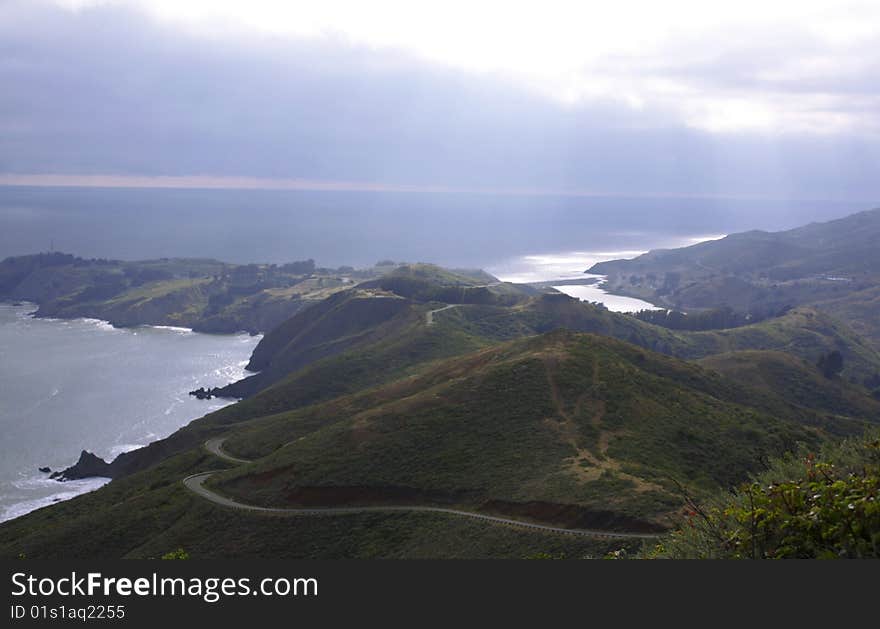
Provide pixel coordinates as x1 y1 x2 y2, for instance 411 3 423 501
817 350 844 379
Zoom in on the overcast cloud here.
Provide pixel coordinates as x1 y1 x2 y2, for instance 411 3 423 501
1 0 878 200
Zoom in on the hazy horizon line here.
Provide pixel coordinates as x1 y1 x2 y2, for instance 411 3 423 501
1 173 874 205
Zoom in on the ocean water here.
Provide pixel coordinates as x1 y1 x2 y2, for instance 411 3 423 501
0 186 867 269
0 303 260 522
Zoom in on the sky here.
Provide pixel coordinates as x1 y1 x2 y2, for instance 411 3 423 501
1 0 879 201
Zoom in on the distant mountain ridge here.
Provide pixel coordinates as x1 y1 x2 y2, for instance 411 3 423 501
589 208 880 347
591 208 880 279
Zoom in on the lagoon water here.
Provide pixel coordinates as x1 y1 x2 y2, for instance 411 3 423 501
488 248 671 312
552 282 661 312
0 303 260 522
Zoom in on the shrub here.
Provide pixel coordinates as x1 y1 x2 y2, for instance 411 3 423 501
655 431 880 559
161 548 190 560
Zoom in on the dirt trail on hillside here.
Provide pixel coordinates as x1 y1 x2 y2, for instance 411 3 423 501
542 358 663 493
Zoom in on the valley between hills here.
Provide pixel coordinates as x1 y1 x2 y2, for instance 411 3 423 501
1 209 879 559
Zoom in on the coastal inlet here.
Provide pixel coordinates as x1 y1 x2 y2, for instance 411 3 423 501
0 303 260 522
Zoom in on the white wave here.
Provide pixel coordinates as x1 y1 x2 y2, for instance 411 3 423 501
30 313 122 333
148 325 194 334
1 477 109 523
12 474 60 491
79 318 120 332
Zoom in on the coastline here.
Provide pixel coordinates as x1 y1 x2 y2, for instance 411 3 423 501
1 297 270 338
0 248 664 524
0 302 260 522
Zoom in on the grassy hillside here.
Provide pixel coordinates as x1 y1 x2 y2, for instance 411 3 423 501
119 297 879 484
0 448 633 559
215 264 535 397
697 350 880 429
211 285 880 408
668 307 880 381
211 331 829 529
815 283 880 352
442 297 880 381
209 306 490 420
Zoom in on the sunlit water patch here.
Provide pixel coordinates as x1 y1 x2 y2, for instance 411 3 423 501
488 233 725 311
552 280 662 312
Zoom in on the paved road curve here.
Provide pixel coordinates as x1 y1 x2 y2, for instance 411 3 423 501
204 437 252 464
184 440 661 540
425 303 460 326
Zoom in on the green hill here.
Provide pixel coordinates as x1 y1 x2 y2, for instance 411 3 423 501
667 307 880 380
213 264 536 397
83 284 880 487
697 350 880 429
443 297 880 381
204 332 834 527
213 283 880 405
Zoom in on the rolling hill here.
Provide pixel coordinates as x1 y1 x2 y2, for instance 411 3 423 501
210 331 832 526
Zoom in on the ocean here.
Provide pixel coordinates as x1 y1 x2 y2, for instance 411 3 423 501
0 186 868 270
0 303 259 522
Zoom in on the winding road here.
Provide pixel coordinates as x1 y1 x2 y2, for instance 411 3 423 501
204 437 252 464
184 439 661 540
425 303 460 326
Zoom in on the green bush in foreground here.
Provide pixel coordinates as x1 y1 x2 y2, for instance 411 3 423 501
160 548 190 560
654 431 880 559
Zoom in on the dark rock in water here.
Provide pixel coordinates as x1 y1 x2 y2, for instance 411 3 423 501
52 450 113 481
189 386 227 400
46 422 219 484
39 466 51 473
189 386 215 400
